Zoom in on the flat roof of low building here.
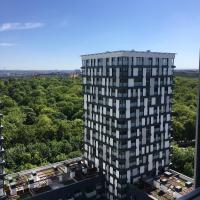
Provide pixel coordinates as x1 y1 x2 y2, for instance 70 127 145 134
138 169 194 200
4 157 98 200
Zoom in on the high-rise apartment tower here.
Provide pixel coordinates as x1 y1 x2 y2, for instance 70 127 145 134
82 50 175 200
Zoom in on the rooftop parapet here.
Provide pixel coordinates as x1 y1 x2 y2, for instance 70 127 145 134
4 157 99 200
136 169 194 200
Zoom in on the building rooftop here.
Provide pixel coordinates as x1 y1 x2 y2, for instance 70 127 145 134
137 169 194 200
81 50 176 58
4 159 196 200
4 157 98 200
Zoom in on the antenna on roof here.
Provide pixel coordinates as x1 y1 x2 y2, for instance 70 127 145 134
194 49 200 189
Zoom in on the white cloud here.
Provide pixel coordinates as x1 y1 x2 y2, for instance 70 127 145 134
0 43 17 47
0 22 44 31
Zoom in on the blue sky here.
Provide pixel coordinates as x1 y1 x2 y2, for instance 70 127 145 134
0 0 199 70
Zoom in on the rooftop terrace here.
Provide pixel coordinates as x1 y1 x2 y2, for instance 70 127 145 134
4 158 195 200
4 157 98 200
139 169 194 200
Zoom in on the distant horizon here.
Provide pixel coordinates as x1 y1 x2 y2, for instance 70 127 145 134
0 67 198 71
0 68 80 71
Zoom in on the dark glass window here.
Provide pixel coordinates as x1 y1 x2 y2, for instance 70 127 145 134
112 57 116 65
131 57 134 65
82 60 86 66
86 59 90 66
106 58 109 66
138 68 143 76
162 58 168 66
155 58 159 66
136 57 144 65
148 58 153 66
118 57 123 65
122 57 129 65
97 58 103 66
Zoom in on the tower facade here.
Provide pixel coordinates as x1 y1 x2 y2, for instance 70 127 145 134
82 50 175 200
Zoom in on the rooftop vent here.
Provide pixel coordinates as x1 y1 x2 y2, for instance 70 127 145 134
28 178 34 184
164 171 172 177
53 166 58 171
160 178 168 184
185 181 193 187
31 171 37 176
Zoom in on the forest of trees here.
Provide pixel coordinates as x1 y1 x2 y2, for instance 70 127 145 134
171 75 198 177
0 75 198 177
0 77 83 173
173 76 197 142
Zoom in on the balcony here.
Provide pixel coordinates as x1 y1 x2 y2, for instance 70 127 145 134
106 111 110 116
119 83 128 87
112 82 116 87
86 81 92 85
111 132 116 137
98 100 103 104
130 113 136 118
131 133 137 137
118 155 126 159
129 162 136 167
131 123 136 127
118 164 126 169
118 144 128 149
118 93 128 98
134 82 143 87
117 124 127 129
130 103 137 107
119 104 126 108
85 90 90 93
119 114 126 118
96 72 102 76
119 135 128 139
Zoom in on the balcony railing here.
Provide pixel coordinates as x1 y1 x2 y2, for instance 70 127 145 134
117 124 127 129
